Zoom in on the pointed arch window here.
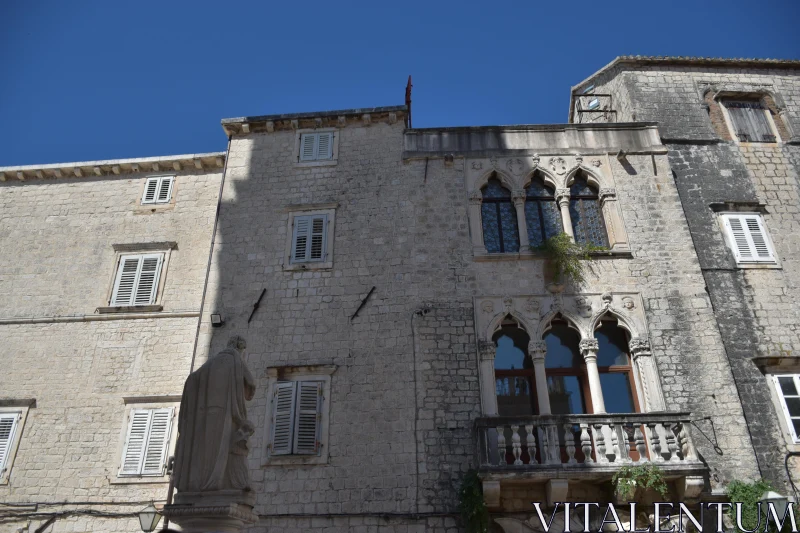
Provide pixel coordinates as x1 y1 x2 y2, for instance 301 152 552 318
525 177 562 247
494 322 536 416
544 319 589 414
481 178 520 254
569 173 608 247
595 317 639 414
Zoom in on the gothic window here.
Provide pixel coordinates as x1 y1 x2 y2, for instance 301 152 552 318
569 173 608 247
481 178 520 254
544 319 588 415
494 322 536 416
595 318 639 414
525 176 562 247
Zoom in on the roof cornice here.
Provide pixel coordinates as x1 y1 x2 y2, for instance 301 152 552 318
220 105 408 136
0 152 226 182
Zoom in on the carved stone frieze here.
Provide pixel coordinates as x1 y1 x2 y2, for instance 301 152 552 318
550 157 567 175
478 339 496 361
506 158 524 176
471 161 483 170
629 337 652 356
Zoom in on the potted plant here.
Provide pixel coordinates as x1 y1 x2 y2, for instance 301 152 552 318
538 233 603 291
612 464 669 504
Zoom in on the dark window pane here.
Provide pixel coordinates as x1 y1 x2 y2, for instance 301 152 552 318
779 377 798 397
792 419 800 438
548 375 585 414
600 373 635 413
525 201 545 246
481 202 502 253
542 201 563 239
786 397 800 417
544 323 582 368
482 178 519 253
569 176 608 247
494 335 527 370
596 322 630 367
498 202 520 252
527 180 553 198
483 178 511 198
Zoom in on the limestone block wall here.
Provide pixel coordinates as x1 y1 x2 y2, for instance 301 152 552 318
0 166 221 532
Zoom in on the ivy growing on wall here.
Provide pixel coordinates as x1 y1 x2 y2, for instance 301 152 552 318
459 469 489 533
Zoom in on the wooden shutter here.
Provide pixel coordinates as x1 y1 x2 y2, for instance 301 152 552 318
726 101 775 142
299 134 317 161
309 215 327 261
0 413 19 472
723 214 775 264
293 381 322 455
156 177 174 203
111 256 142 305
141 408 173 476
317 133 333 160
271 382 296 455
291 216 311 263
142 178 159 204
120 409 150 475
133 255 163 305
111 254 163 306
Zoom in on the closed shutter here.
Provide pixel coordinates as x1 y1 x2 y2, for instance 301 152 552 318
120 408 173 476
317 133 333 160
293 381 322 455
726 101 775 142
133 255 163 305
291 215 327 263
291 216 311 262
156 177 174 203
142 178 160 203
271 382 297 455
309 216 327 260
299 134 317 161
120 409 150 475
0 413 19 472
722 214 776 264
111 254 163 306
111 256 142 305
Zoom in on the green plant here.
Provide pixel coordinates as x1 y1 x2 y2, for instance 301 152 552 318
726 479 775 532
459 469 489 533
537 233 604 286
612 463 669 501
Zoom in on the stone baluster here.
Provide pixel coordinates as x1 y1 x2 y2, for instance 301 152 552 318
525 424 538 465
529 341 551 415
629 338 666 412
478 340 499 416
496 426 507 465
555 188 575 241
665 423 679 462
609 423 621 463
468 191 486 254
634 425 648 462
676 422 697 461
512 190 530 249
580 339 606 414
648 422 664 462
616 424 632 463
593 423 608 463
564 424 577 464
511 425 523 465
540 425 560 464
580 423 594 464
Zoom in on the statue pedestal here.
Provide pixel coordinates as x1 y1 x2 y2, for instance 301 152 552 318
163 490 258 533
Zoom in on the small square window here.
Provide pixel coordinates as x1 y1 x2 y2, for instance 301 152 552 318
720 213 777 266
284 206 335 270
299 132 334 162
722 100 778 143
110 253 164 306
142 176 174 204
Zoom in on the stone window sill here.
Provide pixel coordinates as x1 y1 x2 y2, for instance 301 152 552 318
736 262 781 270
473 248 632 262
283 261 333 272
293 160 338 168
263 453 328 467
110 476 170 485
97 305 164 314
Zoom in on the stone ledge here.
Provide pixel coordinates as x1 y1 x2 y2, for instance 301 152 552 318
97 305 164 314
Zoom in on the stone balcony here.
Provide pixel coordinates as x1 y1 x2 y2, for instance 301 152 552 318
475 412 707 508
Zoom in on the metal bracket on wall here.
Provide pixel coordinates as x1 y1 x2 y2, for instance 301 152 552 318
350 286 376 322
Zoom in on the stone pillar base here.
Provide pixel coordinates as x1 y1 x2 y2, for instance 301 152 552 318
163 490 258 533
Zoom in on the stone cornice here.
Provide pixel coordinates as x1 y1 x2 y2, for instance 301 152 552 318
0 152 225 182
221 105 408 136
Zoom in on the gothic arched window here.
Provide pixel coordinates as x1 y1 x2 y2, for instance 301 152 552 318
544 319 588 415
481 178 520 253
525 176 562 247
595 317 638 414
569 173 608 247
494 322 536 416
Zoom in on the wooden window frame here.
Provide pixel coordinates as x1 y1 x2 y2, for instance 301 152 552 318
294 128 339 167
773 375 800 444
569 189 609 248
283 205 336 271
99 243 177 313
719 212 778 267
0 405 29 485
719 98 782 145
112 399 179 484
141 175 175 205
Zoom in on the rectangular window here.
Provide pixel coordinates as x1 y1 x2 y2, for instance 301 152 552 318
775 375 800 443
110 253 164 306
290 214 328 263
299 132 334 162
270 381 323 456
119 408 174 476
721 213 776 265
723 101 776 143
0 413 20 475
142 176 174 204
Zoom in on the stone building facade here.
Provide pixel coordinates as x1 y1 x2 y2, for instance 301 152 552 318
570 56 800 494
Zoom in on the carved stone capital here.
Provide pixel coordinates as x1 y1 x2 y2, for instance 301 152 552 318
629 338 652 357
528 340 547 360
579 338 599 354
511 189 526 205
469 190 483 205
478 340 496 361
599 188 617 203
555 188 570 206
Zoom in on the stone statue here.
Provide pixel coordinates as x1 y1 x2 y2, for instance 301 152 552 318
173 335 256 493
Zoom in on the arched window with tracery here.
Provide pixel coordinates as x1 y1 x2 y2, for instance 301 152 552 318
569 172 608 247
493 321 536 416
544 318 589 414
525 175 562 247
481 177 520 253
595 317 639 414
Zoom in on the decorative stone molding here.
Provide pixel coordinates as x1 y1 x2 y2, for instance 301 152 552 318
489 155 498 168
599 188 617 202
546 479 569 507
528 340 547 359
629 337 652 357
591 158 602 167
677 475 705 501
502 296 514 314
469 190 483 205
574 153 583 166
478 340 496 361
471 161 483 170
511 189 526 205
555 188 570 206
573 296 593 318
579 338 599 353
506 158 524 176
531 153 540 167
482 480 501 509
549 157 567 175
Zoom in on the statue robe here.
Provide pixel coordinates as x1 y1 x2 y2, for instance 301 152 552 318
174 347 255 492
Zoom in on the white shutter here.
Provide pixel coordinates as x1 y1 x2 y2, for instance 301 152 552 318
271 382 297 455
317 133 333 160
141 408 173 476
133 254 163 305
723 214 775 264
0 413 19 472
291 216 311 263
309 215 327 261
142 178 159 204
299 134 317 161
293 381 322 455
156 177 174 203
111 256 142 306
120 409 150 475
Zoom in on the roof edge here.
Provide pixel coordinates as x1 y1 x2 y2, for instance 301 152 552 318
221 105 407 125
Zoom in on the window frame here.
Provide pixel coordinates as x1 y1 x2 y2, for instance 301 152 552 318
263 365 335 466
481 179 520 254
100 243 176 312
112 399 179 484
568 178 609 248
719 212 778 267
720 99 781 144
294 128 339 167
0 405 30 485
141 175 175 205
773 375 800 444
283 205 336 271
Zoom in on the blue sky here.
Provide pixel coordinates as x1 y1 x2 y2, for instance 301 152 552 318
1 1 798 166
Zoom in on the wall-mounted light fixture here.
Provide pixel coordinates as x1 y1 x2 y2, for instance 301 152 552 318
210 313 224 327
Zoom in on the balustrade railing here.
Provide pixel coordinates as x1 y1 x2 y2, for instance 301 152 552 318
476 412 701 469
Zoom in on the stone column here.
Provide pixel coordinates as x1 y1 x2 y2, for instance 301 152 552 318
468 191 486 254
555 188 574 240
599 188 629 250
630 338 666 411
512 190 529 249
529 340 551 415
478 339 499 415
579 338 606 414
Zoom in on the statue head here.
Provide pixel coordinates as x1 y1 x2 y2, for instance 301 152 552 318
227 335 246 353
